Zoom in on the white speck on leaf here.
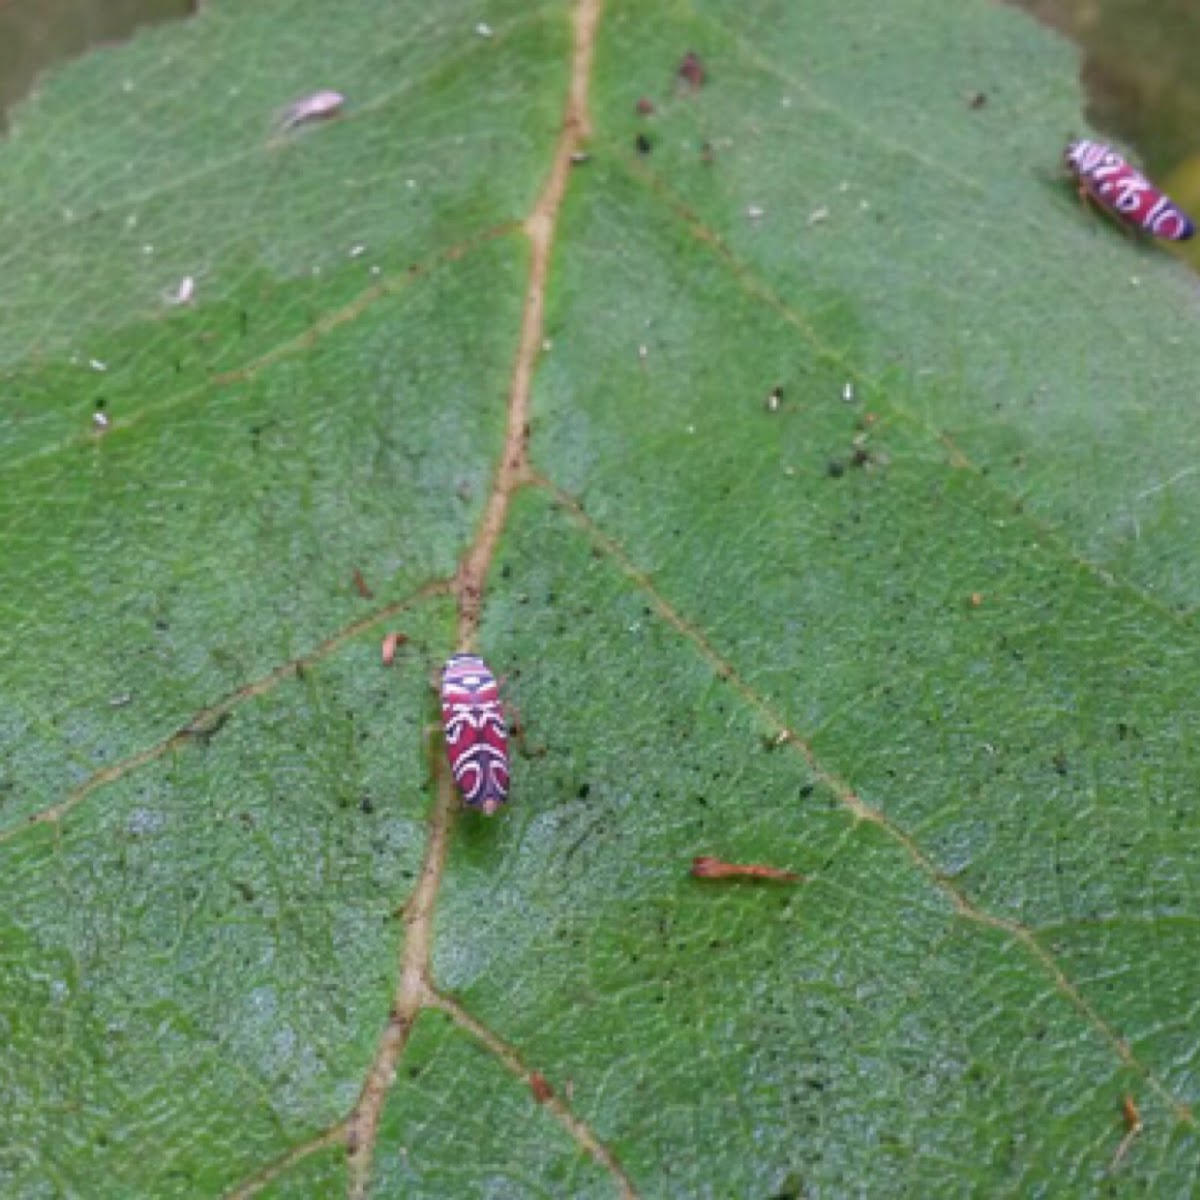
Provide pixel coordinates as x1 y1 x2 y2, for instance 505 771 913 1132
349 244 366 258
746 205 765 220
281 89 345 130
807 206 829 226
168 276 195 305
475 22 493 38
89 359 107 372
92 411 110 432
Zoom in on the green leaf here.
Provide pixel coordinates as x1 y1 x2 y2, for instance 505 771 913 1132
3 0 1199 1196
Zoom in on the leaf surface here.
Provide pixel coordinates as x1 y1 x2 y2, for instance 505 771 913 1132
2 1 1199 1196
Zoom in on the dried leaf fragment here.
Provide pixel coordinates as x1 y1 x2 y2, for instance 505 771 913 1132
691 855 800 882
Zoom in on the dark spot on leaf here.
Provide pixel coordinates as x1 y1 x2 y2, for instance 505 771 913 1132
636 133 652 156
677 51 706 91
827 459 845 478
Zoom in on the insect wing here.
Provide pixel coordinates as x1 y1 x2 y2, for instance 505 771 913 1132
440 655 510 813
1065 139 1195 241
1146 194 1196 241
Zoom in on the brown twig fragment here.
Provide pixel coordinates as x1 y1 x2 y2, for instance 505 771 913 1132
691 855 801 882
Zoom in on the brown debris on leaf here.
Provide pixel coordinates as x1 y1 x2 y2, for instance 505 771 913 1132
691 855 800 882
529 1071 554 1104
636 96 655 116
1109 1093 1143 1172
352 568 374 599
677 51 706 92
380 632 408 666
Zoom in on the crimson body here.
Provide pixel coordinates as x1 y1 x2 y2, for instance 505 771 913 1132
1064 140 1194 241
440 653 509 814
